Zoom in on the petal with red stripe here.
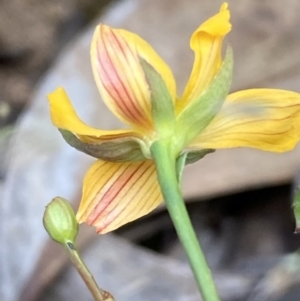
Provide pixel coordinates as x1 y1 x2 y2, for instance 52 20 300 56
179 3 231 110
76 160 162 233
91 24 176 133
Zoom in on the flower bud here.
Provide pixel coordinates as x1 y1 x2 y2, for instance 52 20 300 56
43 197 78 244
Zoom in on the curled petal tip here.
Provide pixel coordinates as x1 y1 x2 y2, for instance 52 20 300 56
181 3 232 107
48 86 143 145
192 2 231 44
220 2 229 12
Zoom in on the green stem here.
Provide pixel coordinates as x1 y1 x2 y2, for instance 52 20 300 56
151 140 220 301
65 242 114 301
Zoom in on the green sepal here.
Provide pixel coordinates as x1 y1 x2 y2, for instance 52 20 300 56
140 57 175 139
175 47 233 151
176 149 215 183
59 129 147 162
185 149 215 165
293 187 300 233
176 152 187 183
43 197 78 245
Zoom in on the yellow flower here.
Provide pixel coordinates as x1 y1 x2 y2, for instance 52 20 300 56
48 3 300 234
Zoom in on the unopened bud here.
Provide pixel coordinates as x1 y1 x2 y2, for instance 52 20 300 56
43 197 78 244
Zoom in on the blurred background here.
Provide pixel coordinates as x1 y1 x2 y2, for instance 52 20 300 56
1 0 300 300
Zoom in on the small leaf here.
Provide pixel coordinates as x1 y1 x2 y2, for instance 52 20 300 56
59 129 147 162
293 187 300 234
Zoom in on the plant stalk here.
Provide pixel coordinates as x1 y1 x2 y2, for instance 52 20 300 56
151 140 220 301
65 242 114 301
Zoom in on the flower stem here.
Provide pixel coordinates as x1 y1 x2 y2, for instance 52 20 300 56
65 241 114 301
151 140 220 301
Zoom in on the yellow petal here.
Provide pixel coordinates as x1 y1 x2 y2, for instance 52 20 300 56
179 3 231 109
191 89 300 152
48 87 142 141
76 160 162 234
91 24 176 133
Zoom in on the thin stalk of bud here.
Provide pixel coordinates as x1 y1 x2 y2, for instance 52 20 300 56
43 197 114 301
